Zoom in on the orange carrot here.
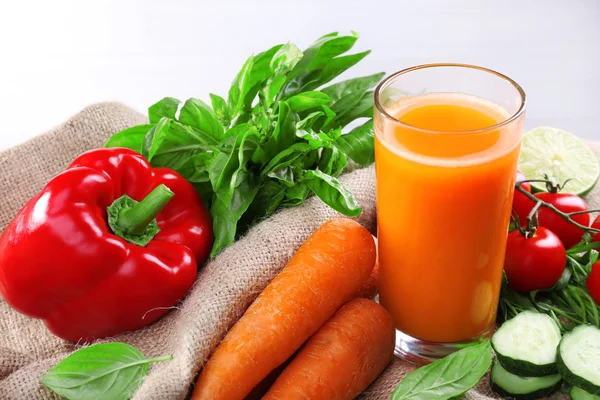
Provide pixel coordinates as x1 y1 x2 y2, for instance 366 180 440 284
191 218 376 400
354 236 379 298
262 298 395 400
355 258 379 299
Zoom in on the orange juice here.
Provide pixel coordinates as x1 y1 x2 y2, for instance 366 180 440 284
375 92 523 343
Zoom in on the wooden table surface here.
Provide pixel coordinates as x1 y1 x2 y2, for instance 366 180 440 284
0 0 598 150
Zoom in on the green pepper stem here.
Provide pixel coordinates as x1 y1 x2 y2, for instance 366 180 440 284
117 184 174 235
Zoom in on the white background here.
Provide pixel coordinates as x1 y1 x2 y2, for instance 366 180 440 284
0 0 598 151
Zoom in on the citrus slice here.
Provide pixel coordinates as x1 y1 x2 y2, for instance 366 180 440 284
518 127 599 195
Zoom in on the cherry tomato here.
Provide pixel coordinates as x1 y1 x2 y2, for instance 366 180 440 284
587 261 600 306
591 215 600 243
534 193 590 249
504 227 566 293
512 171 533 223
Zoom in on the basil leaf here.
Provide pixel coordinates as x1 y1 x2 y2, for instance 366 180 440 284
261 43 303 108
142 118 217 167
281 183 310 207
287 33 358 82
210 173 260 257
238 180 287 231
327 90 374 129
318 147 347 176
391 341 493 400
104 124 155 153
302 169 361 216
176 153 213 183
243 44 284 106
210 93 231 127
335 119 375 167
261 142 320 177
267 167 296 187
179 98 224 139
262 102 298 159
228 55 254 120
314 50 371 89
287 91 331 113
148 97 180 124
321 73 384 120
41 342 171 400
297 111 325 130
296 129 331 147
211 128 260 205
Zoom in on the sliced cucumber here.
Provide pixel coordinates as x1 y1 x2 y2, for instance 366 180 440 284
490 358 562 399
571 386 600 400
557 325 600 395
492 310 562 376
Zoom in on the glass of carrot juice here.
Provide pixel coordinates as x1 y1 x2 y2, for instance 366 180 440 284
374 64 526 362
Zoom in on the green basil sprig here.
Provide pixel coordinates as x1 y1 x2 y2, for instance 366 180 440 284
41 342 171 400
105 31 384 257
391 341 493 400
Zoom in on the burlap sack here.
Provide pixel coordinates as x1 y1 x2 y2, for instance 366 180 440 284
0 102 597 400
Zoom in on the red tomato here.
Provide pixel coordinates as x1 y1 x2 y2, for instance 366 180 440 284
587 261 600 305
504 227 566 293
591 215 600 243
512 171 534 223
534 193 590 249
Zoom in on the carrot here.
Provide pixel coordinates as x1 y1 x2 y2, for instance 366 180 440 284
354 236 379 299
354 259 379 299
191 218 376 400
262 298 395 400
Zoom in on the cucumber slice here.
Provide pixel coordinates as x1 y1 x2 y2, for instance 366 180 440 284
490 358 562 399
557 325 600 395
571 386 600 400
492 311 562 376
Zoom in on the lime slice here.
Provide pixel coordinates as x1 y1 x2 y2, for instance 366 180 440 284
519 127 599 195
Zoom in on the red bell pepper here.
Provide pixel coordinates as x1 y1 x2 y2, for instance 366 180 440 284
0 148 213 342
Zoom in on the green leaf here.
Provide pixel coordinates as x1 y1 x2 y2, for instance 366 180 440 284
142 118 216 168
210 93 231 127
261 43 303 107
41 342 172 400
210 174 260 258
179 98 224 139
335 119 375 166
262 101 298 158
288 33 358 81
287 91 331 113
281 183 310 206
211 127 260 205
327 90 374 129
148 97 181 124
296 111 325 130
238 181 287 231
280 34 374 99
318 146 347 176
104 124 155 153
228 55 254 120
296 129 331 147
302 169 361 216
242 44 284 107
176 152 213 183
391 341 493 400
314 50 372 90
267 167 296 187
261 142 321 176
321 73 384 125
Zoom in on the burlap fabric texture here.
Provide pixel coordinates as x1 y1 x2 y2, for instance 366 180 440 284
2 102 597 399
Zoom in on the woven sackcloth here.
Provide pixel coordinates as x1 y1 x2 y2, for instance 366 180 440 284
1 102 597 399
